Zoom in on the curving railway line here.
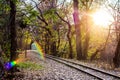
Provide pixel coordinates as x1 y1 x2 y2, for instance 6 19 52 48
46 55 120 80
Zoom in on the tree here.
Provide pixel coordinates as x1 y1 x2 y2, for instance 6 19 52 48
9 0 18 62
73 0 83 60
55 11 73 59
112 0 120 68
113 34 120 68
80 0 93 59
0 0 11 59
103 0 120 67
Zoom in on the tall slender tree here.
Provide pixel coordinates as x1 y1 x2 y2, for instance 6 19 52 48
73 0 83 60
55 11 73 59
81 0 93 59
113 0 120 68
9 0 17 61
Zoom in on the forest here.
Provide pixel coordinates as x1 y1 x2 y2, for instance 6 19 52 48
0 0 120 79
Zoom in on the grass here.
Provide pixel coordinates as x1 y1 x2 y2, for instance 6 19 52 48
17 61 43 70
16 53 43 70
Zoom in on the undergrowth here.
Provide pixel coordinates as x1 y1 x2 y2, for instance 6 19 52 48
17 61 43 70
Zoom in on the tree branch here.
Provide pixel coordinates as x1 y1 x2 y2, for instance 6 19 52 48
55 11 69 25
31 0 48 26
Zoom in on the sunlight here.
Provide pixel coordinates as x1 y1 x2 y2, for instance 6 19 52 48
92 9 113 27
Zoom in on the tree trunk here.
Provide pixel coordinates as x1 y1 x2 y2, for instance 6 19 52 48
44 34 47 54
113 0 120 68
55 12 73 59
83 10 89 59
9 0 18 73
83 1 90 60
10 0 17 61
67 24 73 59
57 28 60 52
113 34 120 68
51 41 57 56
83 28 89 59
73 0 83 60
19 30 23 50
25 35 29 58
45 33 50 54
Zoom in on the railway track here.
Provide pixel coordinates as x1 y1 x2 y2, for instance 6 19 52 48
46 55 120 80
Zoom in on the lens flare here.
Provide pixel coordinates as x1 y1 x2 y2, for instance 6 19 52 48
4 61 17 70
33 41 45 60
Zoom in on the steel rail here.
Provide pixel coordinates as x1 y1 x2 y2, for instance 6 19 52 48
46 55 103 80
46 55 120 80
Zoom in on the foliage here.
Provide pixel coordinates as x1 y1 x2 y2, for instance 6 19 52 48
17 1 39 26
0 0 118 68
44 8 58 22
0 0 11 60
17 61 43 70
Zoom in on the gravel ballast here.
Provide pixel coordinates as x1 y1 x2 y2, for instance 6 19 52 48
12 50 99 80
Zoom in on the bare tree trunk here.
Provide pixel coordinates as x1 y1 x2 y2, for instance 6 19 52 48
82 0 92 60
67 24 73 59
83 12 89 59
90 50 99 61
51 41 57 56
113 34 120 68
112 0 119 68
19 30 23 50
45 33 50 54
73 0 83 60
84 36 89 58
25 35 29 58
10 0 17 61
9 0 18 73
57 28 60 52
44 34 47 54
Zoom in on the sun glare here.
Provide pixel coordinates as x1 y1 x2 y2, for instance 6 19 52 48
92 9 113 27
